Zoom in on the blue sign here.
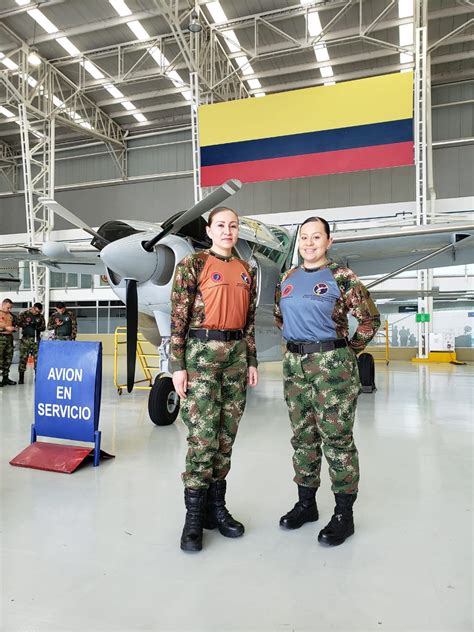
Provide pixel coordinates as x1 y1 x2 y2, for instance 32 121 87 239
468 312 474 317
33 341 102 459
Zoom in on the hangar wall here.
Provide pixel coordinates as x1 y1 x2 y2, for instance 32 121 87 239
0 82 472 234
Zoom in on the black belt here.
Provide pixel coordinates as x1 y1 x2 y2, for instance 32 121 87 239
189 329 243 342
287 339 348 354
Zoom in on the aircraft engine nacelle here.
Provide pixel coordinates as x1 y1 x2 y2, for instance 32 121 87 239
103 234 195 320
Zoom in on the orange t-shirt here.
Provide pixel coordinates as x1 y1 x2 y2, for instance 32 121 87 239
199 255 251 330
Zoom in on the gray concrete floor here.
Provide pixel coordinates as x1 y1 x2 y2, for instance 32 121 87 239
1 359 473 632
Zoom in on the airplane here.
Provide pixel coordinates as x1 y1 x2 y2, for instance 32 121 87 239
1 179 473 426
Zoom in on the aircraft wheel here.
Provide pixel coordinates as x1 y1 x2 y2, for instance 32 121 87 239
148 374 180 426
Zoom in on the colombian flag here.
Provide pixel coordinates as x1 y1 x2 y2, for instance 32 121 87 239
199 72 414 186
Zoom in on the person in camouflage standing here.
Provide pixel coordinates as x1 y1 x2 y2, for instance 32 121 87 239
170 207 258 552
17 302 46 384
274 217 380 546
0 297 18 386
47 302 77 341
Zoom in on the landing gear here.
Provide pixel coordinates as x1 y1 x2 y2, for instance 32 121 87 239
148 374 180 426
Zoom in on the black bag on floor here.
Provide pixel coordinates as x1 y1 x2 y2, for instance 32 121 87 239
357 352 376 393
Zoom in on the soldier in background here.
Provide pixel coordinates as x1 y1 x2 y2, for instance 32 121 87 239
0 297 18 386
17 302 45 384
48 302 77 341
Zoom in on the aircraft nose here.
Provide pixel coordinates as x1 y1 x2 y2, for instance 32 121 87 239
100 234 159 282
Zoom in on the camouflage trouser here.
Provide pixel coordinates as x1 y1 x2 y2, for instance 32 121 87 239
180 338 248 489
0 335 14 378
19 337 39 372
283 346 361 494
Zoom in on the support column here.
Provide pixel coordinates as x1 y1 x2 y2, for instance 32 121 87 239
414 2 432 359
18 102 54 313
190 70 202 205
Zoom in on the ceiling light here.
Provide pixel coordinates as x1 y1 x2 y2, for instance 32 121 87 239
28 49 42 66
222 29 241 53
133 113 147 122
188 10 202 33
181 90 192 101
104 84 124 99
81 60 105 80
254 92 266 98
109 0 131 17
399 23 413 46
324 81 336 86
27 8 58 34
307 12 322 37
314 44 329 63
122 101 136 110
0 54 18 70
52 95 64 108
15 0 31 5
320 65 334 78
246 78 261 90
80 121 93 130
167 70 184 86
56 37 81 56
0 106 15 118
127 20 149 40
398 0 413 18
148 46 165 66
206 1 227 24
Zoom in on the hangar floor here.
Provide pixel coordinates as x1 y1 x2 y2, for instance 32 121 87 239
1 359 472 632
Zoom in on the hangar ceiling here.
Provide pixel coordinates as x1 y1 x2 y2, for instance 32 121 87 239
0 0 472 149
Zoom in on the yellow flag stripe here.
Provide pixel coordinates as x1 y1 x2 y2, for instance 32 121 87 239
199 72 413 147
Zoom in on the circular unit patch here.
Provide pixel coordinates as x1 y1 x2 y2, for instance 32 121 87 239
241 272 250 285
211 272 223 282
282 284 294 297
313 283 329 296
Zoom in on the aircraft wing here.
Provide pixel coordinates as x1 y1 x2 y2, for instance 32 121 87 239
0 242 105 275
330 222 474 276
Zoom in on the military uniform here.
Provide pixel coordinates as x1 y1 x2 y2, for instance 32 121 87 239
18 309 46 372
170 249 257 490
274 262 380 495
47 310 77 341
0 308 16 383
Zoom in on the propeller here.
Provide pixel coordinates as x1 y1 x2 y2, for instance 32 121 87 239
38 197 110 248
126 279 138 393
143 179 242 251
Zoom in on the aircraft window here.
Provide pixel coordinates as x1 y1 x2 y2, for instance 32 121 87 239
253 244 284 265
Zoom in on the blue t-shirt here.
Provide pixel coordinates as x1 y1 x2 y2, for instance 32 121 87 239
279 266 342 342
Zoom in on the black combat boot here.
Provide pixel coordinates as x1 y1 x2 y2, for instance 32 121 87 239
18 371 25 385
204 479 245 538
180 488 207 552
2 375 16 386
280 485 319 529
318 493 357 546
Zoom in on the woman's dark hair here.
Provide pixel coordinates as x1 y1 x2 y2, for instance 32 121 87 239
207 206 239 226
300 216 330 238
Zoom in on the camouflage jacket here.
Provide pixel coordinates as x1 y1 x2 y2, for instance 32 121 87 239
170 250 258 371
274 261 380 353
18 309 46 339
47 310 78 339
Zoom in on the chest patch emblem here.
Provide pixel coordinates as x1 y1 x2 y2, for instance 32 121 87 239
211 272 223 282
241 272 250 285
282 284 293 297
313 282 329 296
